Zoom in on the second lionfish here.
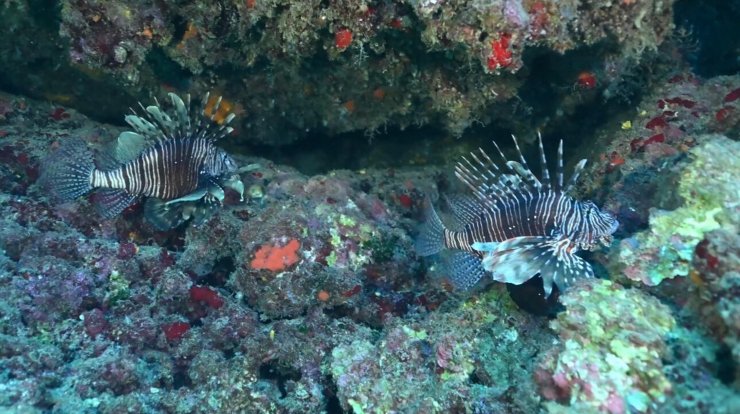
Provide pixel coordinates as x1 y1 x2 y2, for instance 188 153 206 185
416 134 618 297
42 92 247 230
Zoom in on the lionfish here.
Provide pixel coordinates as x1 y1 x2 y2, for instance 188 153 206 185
416 134 618 297
42 92 247 230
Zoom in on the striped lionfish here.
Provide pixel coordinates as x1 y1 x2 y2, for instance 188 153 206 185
416 134 618 297
42 92 247 230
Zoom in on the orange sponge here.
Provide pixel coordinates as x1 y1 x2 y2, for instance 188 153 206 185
250 239 301 272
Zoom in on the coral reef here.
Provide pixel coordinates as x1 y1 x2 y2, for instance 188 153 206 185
329 287 551 413
615 135 739 287
0 90 449 412
1 0 675 145
535 279 675 414
1 1 739 410
689 227 740 387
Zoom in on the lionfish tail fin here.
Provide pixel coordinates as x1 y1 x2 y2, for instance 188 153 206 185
41 138 95 202
415 200 447 256
447 251 487 290
474 236 594 298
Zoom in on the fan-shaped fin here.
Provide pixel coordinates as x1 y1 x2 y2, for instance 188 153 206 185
92 189 137 219
146 105 176 138
168 92 191 138
115 131 149 162
447 251 487 290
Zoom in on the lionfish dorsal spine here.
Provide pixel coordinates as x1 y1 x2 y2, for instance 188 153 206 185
491 138 535 193
556 140 564 191
536 133 551 191
124 112 159 141
145 105 175 140
456 153 507 206
208 96 223 123
168 92 190 139
563 159 587 194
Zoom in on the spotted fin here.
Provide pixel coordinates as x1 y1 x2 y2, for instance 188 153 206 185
144 197 219 230
538 245 594 296
447 251 487 290
474 236 593 297
144 197 188 230
40 138 95 202
416 200 447 257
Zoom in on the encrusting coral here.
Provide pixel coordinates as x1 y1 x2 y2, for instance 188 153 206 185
616 135 739 286
536 279 675 414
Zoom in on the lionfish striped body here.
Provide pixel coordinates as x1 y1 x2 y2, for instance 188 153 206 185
43 92 245 230
416 134 618 297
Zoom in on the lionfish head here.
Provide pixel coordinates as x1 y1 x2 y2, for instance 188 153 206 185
572 200 619 250
205 148 239 177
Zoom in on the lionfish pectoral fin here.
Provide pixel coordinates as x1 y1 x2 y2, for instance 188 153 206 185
447 251 487 290
237 163 261 173
206 183 226 204
190 203 219 227
479 236 546 286
93 189 137 219
222 174 245 201
471 241 499 252
144 198 188 231
482 236 595 297
539 251 594 297
164 188 209 205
